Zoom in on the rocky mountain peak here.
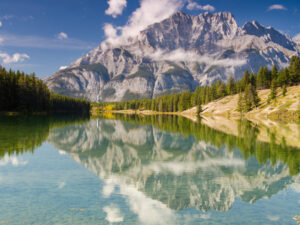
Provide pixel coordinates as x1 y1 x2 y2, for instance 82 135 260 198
45 11 300 102
242 20 296 51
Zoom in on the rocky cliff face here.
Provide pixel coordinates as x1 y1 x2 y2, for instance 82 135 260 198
44 12 300 102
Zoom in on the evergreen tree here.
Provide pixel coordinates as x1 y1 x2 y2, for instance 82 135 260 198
282 85 287 96
227 76 236 94
289 56 300 84
241 70 250 90
196 104 202 116
243 84 260 112
237 91 244 113
0 67 90 114
271 64 278 81
256 66 264 89
268 79 277 103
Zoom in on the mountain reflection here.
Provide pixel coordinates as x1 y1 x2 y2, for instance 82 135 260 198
48 115 300 214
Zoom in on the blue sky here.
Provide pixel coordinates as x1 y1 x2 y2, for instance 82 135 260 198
0 0 300 78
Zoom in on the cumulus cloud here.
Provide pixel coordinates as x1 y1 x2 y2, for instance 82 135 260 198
105 0 127 18
57 32 68 40
119 184 176 225
293 33 300 42
103 204 124 223
0 52 30 64
102 0 184 49
186 0 215 12
0 21 2 27
103 23 119 45
102 181 115 197
267 4 287 11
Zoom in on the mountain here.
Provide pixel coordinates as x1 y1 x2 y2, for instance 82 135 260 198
47 118 300 214
44 12 300 102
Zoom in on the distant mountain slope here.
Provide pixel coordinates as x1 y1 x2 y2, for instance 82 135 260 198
44 11 300 102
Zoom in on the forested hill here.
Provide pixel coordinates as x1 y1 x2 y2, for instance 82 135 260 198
0 68 90 114
95 56 300 116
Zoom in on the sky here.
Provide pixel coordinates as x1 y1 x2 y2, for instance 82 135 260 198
0 0 300 78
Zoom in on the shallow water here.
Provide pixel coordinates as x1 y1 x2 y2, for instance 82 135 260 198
0 115 299 225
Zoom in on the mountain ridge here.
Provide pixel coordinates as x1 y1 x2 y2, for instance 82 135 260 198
44 11 300 102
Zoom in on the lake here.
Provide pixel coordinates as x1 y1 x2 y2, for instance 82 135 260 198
0 115 299 225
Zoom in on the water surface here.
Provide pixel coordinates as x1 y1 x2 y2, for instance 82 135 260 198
0 115 300 225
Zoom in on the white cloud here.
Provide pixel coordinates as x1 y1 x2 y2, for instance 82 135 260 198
145 48 246 67
0 52 30 64
266 215 280 221
57 32 68 40
103 204 124 223
0 33 96 50
291 183 300 193
0 155 28 167
293 33 300 42
105 0 127 18
103 23 118 44
58 149 67 154
0 21 2 27
102 181 115 197
58 181 66 189
1 15 14 20
199 213 211 219
186 0 215 12
102 0 184 49
145 157 245 175
119 184 176 225
267 4 287 11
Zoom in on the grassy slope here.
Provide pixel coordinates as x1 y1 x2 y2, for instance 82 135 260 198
184 85 300 120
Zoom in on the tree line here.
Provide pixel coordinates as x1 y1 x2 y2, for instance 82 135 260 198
0 67 90 114
97 56 300 113
101 113 300 175
0 115 90 158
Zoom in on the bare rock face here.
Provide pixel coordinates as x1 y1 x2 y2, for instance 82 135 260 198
44 11 300 102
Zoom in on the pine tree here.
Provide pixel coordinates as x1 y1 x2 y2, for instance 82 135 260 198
241 70 250 90
268 79 277 103
271 64 278 81
256 66 264 89
289 56 300 84
243 83 260 112
227 76 235 94
196 104 202 116
282 85 287 96
237 91 244 113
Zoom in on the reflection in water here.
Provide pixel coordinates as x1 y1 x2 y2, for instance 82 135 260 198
47 115 300 222
0 116 90 158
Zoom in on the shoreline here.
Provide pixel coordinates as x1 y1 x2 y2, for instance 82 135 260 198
93 109 300 149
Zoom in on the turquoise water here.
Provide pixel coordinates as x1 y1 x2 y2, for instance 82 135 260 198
0 115 299 224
